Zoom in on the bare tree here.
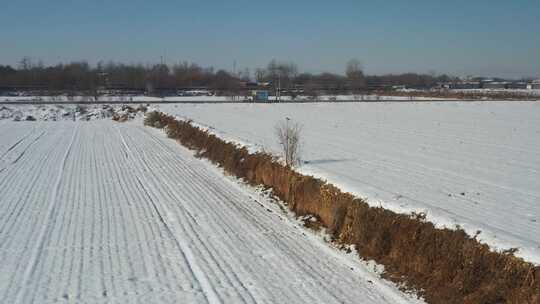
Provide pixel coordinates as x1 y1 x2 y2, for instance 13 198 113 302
239 68 251 82
18 56 33 71
346 59 366 95
304 80 319 100
346 59 362 78
275 118 302 167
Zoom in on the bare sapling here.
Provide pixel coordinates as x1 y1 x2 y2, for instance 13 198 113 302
275 118 302 167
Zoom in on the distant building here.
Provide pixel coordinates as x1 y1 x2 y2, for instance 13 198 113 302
482 82 508 89
177 89 213 96
507 82 528 89
442 82 480 90
254 90 270 101
530 80 540 90
155 88 178 97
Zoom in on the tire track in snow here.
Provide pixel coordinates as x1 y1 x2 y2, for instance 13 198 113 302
0 126 36 160
8 131 46 165
0 130 45 174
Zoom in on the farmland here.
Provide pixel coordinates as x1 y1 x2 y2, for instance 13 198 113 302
1 100 539 303
0 119 421 303
158 101 540 264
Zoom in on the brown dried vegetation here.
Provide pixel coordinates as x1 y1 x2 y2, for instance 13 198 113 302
145 111 540 304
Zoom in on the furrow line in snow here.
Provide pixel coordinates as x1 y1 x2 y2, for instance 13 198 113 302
115 125 222 304
108 125 195 295
127 125 365 303
141 125 346 302
0 120 427 303
123 127 263 298
0 125 56 301
0 127 62 249
148 124 418 304
13 125 78 304
126 127 320 303
126 127 284 302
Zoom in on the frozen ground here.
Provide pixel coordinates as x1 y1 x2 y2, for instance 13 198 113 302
0 120 422 304
158 101 540 264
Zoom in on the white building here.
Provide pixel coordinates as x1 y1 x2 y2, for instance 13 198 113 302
529 80 540 90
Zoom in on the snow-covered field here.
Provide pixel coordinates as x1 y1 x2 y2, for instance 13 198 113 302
0 120 422 303
158 101 540 264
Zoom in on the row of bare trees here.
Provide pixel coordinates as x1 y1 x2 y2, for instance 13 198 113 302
0 57 455 95
0 57 241 95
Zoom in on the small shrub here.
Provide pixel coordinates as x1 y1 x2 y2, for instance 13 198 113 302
275 118 302 167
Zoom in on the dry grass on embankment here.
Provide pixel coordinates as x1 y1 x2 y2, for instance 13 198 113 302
144 111 540 304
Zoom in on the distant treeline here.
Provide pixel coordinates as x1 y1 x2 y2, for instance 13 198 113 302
0 57 456 95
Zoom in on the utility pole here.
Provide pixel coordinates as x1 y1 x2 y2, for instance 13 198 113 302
159 56 164 98
278 73 281 102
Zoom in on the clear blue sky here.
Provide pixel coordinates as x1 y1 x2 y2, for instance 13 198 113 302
1 0 539 78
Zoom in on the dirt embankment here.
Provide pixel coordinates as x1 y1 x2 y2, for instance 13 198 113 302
144 111 540 304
